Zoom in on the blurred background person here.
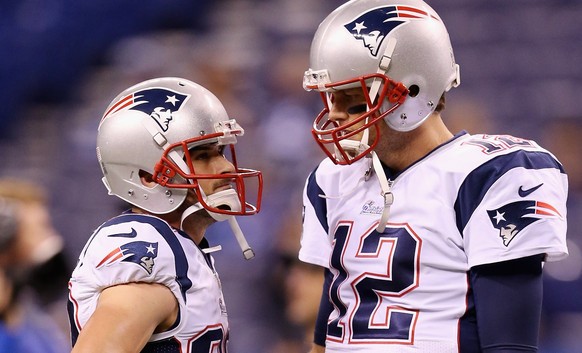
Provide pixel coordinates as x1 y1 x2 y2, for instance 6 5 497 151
0 179 70 353
268 196 324 353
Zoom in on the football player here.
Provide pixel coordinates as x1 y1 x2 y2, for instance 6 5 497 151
68 77 262 352
299 0 568 352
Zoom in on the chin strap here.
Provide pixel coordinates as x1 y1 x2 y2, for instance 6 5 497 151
180 189 255 260
361 39 397 231
369 37 397 105
334 138 370 163
371 151 393 233
227 217 255 260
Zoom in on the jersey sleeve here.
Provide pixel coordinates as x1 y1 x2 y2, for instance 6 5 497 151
299 166 332 268
78 216 182 293
458 148 568 268
69 214 189 332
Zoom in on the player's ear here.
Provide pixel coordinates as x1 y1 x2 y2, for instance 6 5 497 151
139 170 156 188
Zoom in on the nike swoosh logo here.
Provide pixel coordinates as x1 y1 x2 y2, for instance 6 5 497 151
108 227 137 238
518 183 543 197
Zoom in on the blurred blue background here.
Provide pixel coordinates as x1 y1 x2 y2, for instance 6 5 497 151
0 0 581 352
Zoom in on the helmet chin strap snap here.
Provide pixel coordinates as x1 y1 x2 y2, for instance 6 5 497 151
180 188 255 260
371 151 393 233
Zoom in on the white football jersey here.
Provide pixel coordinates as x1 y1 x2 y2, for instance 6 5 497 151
299 132 568 353
68 212 229 352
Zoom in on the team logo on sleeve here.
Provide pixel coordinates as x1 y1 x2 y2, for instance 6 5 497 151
97 241 159 274
344 5 439 57
101 88 189 131
487 201 562 246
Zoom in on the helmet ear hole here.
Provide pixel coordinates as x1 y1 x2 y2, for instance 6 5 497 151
139 170 154 182
408 85 420 97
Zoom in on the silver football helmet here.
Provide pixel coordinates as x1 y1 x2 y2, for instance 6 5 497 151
304 0 461 164
96 77 263 217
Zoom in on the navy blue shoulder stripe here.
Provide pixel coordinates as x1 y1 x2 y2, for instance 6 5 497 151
103 214 193 302
306 166 329 234
454 150 564 235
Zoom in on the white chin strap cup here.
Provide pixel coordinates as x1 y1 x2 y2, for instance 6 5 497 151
335 139 370 163
180 189 255 260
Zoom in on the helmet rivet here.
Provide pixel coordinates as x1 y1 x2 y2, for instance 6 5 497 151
427 101 434 107
199 130 205 136
143 194 148 200
165 170 171 175
400 113 407 120
169 199 174 204
128 189 134 196
165 190 172 197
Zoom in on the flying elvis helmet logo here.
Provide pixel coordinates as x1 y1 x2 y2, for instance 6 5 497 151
487 200 562 247
96 241 159 274
102 88 189 131
344 5 439 57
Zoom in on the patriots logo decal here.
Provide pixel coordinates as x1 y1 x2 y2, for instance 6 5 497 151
344 5 438 57
487 201 562 247
97 241 159 274
101 88 189 132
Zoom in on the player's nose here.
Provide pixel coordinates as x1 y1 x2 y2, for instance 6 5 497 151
216 155 235 174
328 102 349 124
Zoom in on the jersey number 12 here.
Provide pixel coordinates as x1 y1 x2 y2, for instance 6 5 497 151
328 222 421 344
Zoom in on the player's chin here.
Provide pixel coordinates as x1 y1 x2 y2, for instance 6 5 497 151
181 207 214 227
200 208 215 221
